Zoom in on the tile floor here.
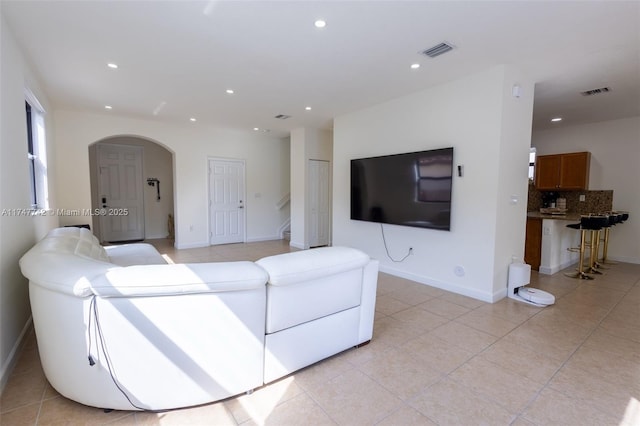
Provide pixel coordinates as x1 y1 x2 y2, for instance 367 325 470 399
1 239 639 425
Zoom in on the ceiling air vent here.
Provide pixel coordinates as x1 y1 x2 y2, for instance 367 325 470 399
274 114 291 119
580 87 611 96
421 42 454 58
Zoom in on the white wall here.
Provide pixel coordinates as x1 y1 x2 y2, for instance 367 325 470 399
0 14 57 389
333 66 534 302
290 127 332 249
532 116 640 263
54 110 290 248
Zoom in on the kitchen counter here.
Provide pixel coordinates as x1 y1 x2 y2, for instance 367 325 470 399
526 212 581 275
527 211 582 222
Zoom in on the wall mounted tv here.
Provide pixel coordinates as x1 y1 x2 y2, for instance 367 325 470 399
350 147 453 230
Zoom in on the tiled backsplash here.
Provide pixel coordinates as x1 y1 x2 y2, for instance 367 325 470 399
527 182 613 214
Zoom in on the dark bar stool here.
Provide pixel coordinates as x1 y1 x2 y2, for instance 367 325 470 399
600 211 630 264
599 212 620 264
565 218 592 280
584 215 609 275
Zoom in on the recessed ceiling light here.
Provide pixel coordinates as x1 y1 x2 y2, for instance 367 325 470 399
410 63 420 69
104 105 112 110
226 89 234 94
253 127 260 131
107 63 118 69
551 117 562 122
190 118 197 122
314 19 326 28
305 106 312 111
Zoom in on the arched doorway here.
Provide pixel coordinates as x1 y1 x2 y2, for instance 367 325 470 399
89 135 175 243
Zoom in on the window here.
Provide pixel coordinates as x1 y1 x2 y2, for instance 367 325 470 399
25 89 48 209
528 147 536 180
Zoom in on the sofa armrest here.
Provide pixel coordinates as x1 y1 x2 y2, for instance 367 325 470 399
358 259 379 343
89 262 268 297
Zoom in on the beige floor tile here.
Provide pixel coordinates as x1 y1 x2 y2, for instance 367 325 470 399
548 362 638 419
36 396 130 425
374 294 412 316
562 345 640 392
500 321 588 362
335 338 394 367
409 378 515 425
357 348 442 401
376 274 415 296
448 357 543 414
135 402 235 425
0 402 40 426
224 376 304 425
454 310 521 337
581 327 640 363
371 316 426 347
522 387 619 425
384 285 438 306
428 321 498 353
509 415 537 426
436 292 486 309
543 300 611 328
243 393 335 426
473 298 541 324
417 298 470 320
0 368 47 413
598 317 640 343
401 333 474 374
306 369 402 425
478 339 563 385
291 354 354 392
376 404 437 426
524 307 595 336
10 346 42 377
390 306 449 333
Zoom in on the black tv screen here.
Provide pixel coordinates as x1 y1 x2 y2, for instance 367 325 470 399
350 147 453 230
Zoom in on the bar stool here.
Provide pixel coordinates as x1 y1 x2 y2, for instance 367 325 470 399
584 215 609 275
600 211 630 264
599 212 620 265
565 218 592 280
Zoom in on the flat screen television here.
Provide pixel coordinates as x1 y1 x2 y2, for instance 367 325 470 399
350 147 453 230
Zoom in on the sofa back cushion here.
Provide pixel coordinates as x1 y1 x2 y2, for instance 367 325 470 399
257 247 370 334
45 226 109 262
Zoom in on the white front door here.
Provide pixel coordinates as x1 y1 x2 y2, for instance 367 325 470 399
209 159 246 245
97 144 145 242
309 159 330 247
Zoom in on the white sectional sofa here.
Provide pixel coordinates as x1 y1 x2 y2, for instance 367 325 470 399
19 227 378 411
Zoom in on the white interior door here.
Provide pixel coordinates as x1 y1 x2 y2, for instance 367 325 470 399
97 144 145 242
209 159 246 245
309 160 330 247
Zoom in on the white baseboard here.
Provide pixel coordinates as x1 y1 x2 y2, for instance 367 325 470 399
539 259 577 275
246 235 282 243
0 317 33 393
174 241 209 249
289 240 306 250
379 265 497 303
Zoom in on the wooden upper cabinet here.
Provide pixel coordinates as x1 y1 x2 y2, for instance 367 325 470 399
534 151 590 190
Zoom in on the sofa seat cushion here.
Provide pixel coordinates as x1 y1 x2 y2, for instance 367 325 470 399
257 247 370 334
105 243 167 266
89 261 268 297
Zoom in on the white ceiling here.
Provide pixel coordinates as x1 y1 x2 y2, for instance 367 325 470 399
3 1 639 138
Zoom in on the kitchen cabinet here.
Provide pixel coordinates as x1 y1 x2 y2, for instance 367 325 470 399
534 151 590 190
524 217 542 271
